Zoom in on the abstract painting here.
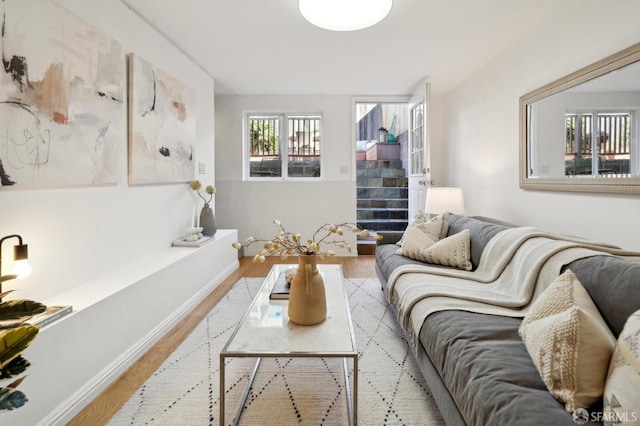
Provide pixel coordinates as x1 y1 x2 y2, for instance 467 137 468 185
0 0 125 187
129 53 195 184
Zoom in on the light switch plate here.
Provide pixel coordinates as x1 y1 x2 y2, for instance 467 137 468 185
198 162 205 174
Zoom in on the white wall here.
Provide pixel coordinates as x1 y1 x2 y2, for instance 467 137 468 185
215 95 359 256
441 2 640 250
0 1 233 424
0 0 216 301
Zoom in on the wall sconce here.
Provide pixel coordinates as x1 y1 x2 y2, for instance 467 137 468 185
425 187 465 216
0 234 32 294
378 127 388 143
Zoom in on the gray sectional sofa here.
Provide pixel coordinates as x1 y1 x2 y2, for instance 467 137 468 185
375 214 640 426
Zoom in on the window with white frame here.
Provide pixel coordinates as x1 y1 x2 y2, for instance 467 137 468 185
564 111 637 176
244 113 322 179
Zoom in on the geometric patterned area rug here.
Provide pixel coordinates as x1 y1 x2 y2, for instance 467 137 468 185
108 277 445 425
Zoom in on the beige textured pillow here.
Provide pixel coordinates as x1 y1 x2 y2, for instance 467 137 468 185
413 208 429 224
395 224 438 260
603 310 640 424
396 209 429 247
420 229 472 270
396 212 448 256
439 211 451 240
519 270 616 412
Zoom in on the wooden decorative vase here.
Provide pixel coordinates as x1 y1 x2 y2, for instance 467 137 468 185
288 255 327 325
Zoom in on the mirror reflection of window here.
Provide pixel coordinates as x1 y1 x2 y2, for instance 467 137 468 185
564 112 632 177
525 59 640 180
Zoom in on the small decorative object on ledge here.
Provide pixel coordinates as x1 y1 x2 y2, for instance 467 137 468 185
189 181 217 237
185 227 203 242
233 220 382 325
172 225 213 247
200 204 217 237
172 235 214 248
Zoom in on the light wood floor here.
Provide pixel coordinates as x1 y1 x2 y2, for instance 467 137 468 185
68 255 377 426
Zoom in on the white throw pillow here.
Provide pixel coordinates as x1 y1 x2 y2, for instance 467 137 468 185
395 224 438 261
419 229 472 271
519 269 616 412
437 211 450 240
603 310 640 425
396 209 429 246
396 212 448 256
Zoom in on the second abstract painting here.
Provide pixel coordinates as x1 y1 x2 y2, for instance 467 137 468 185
129 54 196 184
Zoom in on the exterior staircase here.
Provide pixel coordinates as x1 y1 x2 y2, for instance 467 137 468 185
356 159 408 254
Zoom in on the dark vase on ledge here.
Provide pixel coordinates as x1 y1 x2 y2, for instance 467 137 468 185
200 203 217 236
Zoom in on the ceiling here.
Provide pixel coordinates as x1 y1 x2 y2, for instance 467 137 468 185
121 0 566 96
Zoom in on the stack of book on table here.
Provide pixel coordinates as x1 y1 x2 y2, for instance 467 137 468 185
269 272 290 300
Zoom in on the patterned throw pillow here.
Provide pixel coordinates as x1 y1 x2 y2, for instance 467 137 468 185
396 209 428 246
603 310 640 425
419 229 472 271
437 211 451 239
396 212 448 256
396 211 450 247
395 224 438 261
519 270 616 412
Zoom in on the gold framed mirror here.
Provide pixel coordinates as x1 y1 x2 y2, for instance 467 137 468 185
519 42 640 194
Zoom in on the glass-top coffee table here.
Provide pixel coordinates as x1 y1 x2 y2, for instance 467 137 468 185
219 263 358 425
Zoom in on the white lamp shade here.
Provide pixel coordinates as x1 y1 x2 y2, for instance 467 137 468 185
299 0 392 31
425 187 465 215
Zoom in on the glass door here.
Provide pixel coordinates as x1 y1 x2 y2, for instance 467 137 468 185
408 82 430 218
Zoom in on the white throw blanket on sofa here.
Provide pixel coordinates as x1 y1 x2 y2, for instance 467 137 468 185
386 226 640 351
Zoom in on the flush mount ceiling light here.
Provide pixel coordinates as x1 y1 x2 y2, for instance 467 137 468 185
299 0 392 32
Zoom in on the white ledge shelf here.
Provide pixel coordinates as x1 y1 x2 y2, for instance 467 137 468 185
15 229 239 426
